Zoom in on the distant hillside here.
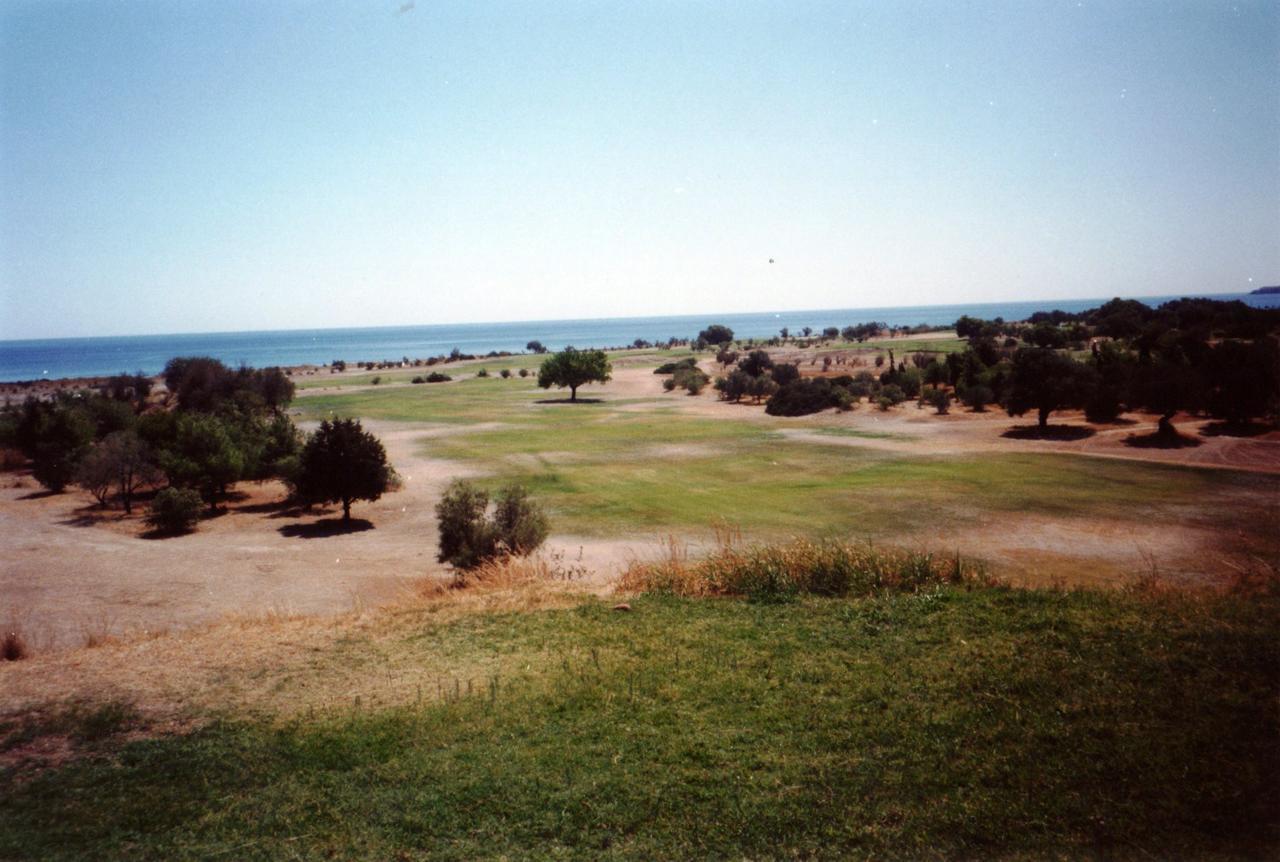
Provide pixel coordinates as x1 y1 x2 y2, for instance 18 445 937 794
1251 285 1280 295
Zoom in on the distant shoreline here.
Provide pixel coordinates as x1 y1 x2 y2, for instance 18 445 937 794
2 291 1276 383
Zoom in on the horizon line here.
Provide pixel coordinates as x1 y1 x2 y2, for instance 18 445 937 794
0 287 1260 346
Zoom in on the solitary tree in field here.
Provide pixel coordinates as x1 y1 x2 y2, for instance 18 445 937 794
526 340 548 354
1005 348 1085 429
296 419 394 521
537 347 611 402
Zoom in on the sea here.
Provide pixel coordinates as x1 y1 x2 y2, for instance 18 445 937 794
2 292 1276 382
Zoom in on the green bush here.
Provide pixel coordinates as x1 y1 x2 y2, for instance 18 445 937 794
145 487 202 534
436 480 549 570
426 372 452 383
654 358 697 375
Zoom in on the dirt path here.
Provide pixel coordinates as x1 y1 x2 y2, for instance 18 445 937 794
0 419 623 651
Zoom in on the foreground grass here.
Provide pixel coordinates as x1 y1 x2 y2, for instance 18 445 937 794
2 588 1276 860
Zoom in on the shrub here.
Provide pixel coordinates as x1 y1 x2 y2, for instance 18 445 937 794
518 368 530 378
962 385 995 412
765 378 840 416
411 376 426 384
672 365 710 394
771 363 801 386
146 487 202 534
922 386 951 415
492 484 549 555
654 357 697 375
371 376 382 385
881 384 907 405
2 629 28 661
476 369 489 378
500 369 512 379
436 480 548 570
426 372 452 383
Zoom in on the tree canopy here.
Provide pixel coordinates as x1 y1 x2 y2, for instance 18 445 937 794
296 419 394 521
537 347 612 401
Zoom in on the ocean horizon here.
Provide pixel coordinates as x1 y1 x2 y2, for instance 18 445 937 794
3 292 1276 382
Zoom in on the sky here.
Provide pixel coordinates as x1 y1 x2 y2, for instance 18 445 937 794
1 1 1277 339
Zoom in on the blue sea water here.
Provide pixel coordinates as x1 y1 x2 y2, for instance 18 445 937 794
1 293 1276 382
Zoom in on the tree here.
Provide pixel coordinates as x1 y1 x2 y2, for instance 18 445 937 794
435 480 548 569
1005 348 1085 428
146 487 202 535
537 347 611 402
771 363 801 386
160 413 245 511
296 419 394 521
27 403 94 492
526 340 548 354
75 431 162 513
697 325 734 345
1205 339 1280 426
737 350 773 378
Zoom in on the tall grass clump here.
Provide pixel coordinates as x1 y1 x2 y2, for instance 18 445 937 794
620 538 990 601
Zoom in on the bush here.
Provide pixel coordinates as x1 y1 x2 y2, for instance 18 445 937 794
922 386 951 415
426 372 451 383
476 369 489 378
672 365 710 394
500 369 512 379
880 384 907 405
146 487 202 534
654 358 697 375
962 385 995 412
371 376 382 385
436 480 548 570
518 368 530 378
411 376 426 384
765 378 841 416
771 363 801 386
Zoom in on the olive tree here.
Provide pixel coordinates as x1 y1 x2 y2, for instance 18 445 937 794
537 347 612 402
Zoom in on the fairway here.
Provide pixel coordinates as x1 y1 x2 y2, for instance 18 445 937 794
292 365 1280 582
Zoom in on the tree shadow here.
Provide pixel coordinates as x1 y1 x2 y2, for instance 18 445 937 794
1200 421 1275 439
1122 430 1203 449
139 527 194 541
1088 416 1138 427
17 489 60 501
278 518 374 539
1001 424 1096 441
534 398 604 405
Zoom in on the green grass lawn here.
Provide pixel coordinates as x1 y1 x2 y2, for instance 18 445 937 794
294 379 1280 548
3 588 1276 860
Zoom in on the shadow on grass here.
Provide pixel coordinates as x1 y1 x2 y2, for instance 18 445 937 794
1002 424 1096 441
1200 421 1276 438
278 518 374 539
1124 431 1203 449
534 398 604 405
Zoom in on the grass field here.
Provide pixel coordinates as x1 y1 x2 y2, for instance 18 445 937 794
294 378 1280 549
3 587 1276 860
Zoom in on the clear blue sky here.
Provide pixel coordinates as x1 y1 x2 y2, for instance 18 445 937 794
2 0 1277 339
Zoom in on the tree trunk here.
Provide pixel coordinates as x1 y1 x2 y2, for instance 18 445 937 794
570 385 578 402
1157 413 1176 438
342 498 351 521
1038 407 1050 429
